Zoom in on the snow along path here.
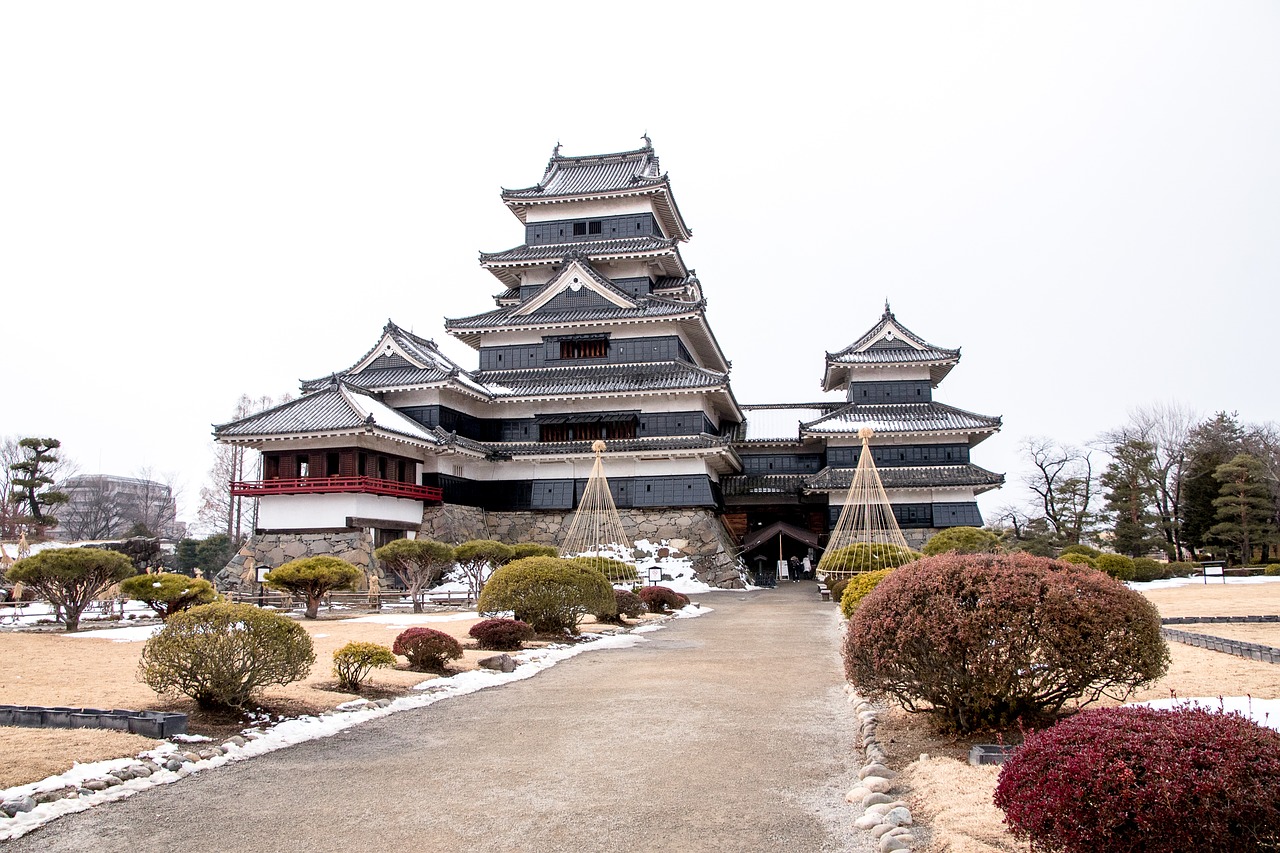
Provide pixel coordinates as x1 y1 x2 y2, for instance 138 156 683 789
4 583 872 852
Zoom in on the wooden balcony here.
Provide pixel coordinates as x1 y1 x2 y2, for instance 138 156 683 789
230 477 443 502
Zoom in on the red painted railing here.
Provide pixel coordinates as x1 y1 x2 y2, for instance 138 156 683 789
230 477 443 502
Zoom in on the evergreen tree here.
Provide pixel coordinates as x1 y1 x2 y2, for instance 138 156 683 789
1101 437 1162 557
8 437 70 539
1180 412 1246 555
1209 453 1276 565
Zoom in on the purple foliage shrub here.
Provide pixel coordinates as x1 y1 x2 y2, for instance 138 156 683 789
392 627 463 671
995 705 1280 852
468 618 535 651
638 585 689 613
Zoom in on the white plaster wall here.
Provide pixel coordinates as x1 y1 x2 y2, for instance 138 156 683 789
844 366 935 382
524 197 653 222
258 493 425 529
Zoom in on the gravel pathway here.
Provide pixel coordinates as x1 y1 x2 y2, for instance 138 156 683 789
8 583 871 852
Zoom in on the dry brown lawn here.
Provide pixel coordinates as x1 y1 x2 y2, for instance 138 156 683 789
0 608 607 789
885 580 1280 853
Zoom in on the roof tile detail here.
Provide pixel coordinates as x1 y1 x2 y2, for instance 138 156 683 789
805 463 1005 491
474 361 729 398
216 382 441 445
801 402 1002 435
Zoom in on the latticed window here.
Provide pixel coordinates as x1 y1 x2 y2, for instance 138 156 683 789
539 420 637 443
560 338 608 359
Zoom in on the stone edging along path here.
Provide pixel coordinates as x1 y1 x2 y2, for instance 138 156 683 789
1158 615 1280 665
844 687 920 853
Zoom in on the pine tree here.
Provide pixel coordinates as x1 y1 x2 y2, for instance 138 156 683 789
1180 412 1246 555
1101 437 1162 557
1209 454 1276 565
8 437 70 539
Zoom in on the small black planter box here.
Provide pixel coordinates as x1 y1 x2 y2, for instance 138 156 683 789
0 704 186 737
969 744 1017 766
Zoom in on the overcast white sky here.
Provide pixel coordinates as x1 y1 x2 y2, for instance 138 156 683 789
3 2 1277 531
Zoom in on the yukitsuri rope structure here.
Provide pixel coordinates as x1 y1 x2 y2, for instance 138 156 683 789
816 428 916 578
561 441 636 574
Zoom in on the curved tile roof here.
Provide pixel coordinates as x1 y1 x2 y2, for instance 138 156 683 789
801 402 1001 435
216 382 440 445
805 463 1005 491
487 434 732 457
445 296 702 331
475 360 729 397
827 304 959 363
480 235 680 265
501 146 665 199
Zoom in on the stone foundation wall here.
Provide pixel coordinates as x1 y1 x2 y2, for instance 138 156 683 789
215 530 380 593
420 504 746 589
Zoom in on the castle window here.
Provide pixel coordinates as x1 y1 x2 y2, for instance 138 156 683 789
588 221 602 234
573 222 586 236
358 452 367 476
560 338 608 359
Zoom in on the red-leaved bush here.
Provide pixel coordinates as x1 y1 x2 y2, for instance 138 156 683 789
638 585 689 613
995 705 1280 852
843 552 1169 732
613 589 646 619
392 627 463 672
468 618 535 651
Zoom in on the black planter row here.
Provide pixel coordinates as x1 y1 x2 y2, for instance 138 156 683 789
0 705 187 738
1161 615 1280 624
1160 628 1280 665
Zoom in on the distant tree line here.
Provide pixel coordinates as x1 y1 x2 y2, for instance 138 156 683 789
998 405 1279 565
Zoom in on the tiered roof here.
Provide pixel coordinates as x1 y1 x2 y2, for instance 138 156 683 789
805 464 1005 493
301 321 489 398
823 302 962 390
801 402 1002 440
476 360 732 399
479 236 688 287
500 140 692 241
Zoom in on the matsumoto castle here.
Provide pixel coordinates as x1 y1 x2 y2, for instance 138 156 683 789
215 140 1003 588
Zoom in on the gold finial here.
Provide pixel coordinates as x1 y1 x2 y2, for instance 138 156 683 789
592 440 607 454
857 427 875 440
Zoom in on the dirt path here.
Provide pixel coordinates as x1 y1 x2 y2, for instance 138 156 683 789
6 585 872 853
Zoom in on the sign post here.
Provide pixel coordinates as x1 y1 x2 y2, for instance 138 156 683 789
1202 561 1226 585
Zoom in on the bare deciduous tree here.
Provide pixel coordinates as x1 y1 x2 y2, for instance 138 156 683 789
1020 436 1098 546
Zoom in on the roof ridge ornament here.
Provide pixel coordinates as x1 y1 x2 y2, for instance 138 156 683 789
641 132 652 149
884 299 893 317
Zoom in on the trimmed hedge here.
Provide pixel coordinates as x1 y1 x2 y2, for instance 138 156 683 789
828 577 850 601
995 705 1280 852
332 641 396 691
477 556 615 634
819 542 919 580
393 627 463 672
842 553 1169 732
921 526 1001 556
1094 553 1136 582
120 572 217 620
468 618 535 651
613 589 646 619
139 602 315 709
839 568 893 619
1057 552 1095 568
638 585 689 613
1130 557 1165 583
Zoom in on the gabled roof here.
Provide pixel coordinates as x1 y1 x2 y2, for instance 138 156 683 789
444 293 705 345
805 463 1005 494
474 360 731 399
300 320 490 399
499 140 692 241
800 401 1002 439
512 255 639 316
215 380 442 446
478 236 688 287
823 303 961 390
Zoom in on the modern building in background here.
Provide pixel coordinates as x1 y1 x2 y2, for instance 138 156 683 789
59 474 182 541
213 141 1002 587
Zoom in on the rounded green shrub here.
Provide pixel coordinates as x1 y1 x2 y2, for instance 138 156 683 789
1058 552 1096 568
842 552 1169 733
1060 544 1101 559
468 618 535 651
477 556 615 634
1130 557 1166 583
839 568 893 618
264 556 362 619
506 543 558 562
120 572 218 619
565 555 637 583
819 542 920 580
332 641 396 691
393 627 463 672
1166 561 1201 577
1095 553 1136 582
922 526 1001 556
139 602 315 709
828 577 850 601
995 705 1280 852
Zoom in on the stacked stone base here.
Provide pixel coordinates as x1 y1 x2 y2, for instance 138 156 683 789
215 504 747 591
419 504 746 589
215 530 379 593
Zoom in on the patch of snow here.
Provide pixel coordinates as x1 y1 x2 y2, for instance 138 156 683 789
1128 696 1280 732
1128 574 1280 591
347 611 479 624
61 625 161 643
